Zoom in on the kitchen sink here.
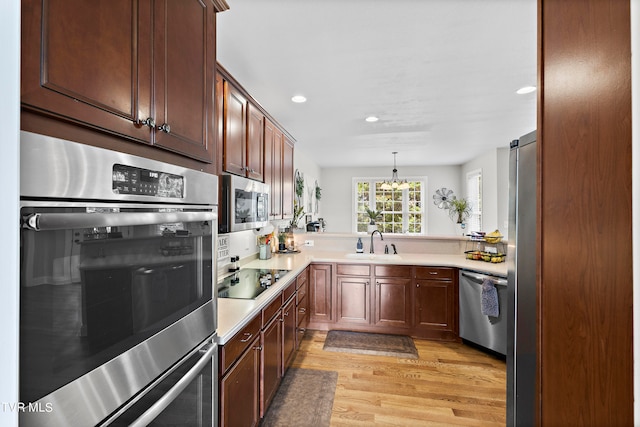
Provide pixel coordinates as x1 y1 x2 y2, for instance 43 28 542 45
344 253 402 261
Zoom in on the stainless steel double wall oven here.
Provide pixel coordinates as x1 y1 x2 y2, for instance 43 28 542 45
19 132 218 426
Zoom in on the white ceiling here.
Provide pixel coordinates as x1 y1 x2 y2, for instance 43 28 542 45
216 0 537 168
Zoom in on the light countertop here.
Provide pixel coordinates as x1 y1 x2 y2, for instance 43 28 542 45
215 250 507 344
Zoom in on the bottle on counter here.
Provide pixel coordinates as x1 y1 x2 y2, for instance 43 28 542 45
229 256 239 272
356 238 364 253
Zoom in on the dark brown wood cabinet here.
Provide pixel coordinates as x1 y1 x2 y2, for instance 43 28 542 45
295 268 309 349
373 265 412 329
246 103 265 181
264 119 283 218
281 137 295 217
219 316 261 427
260 312 282 418
282 296 297 370
335 264 371 325
413 267 458 341
223 81 247 176
22 0 216 163
309 263 457 341
309 264 334 324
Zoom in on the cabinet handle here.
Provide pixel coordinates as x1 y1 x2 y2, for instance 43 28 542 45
253 345 262 351
298 308 306 314
239 332 253 343
139 117 155 128
284 311 289 317
376 281 380 286
429 271 438 275
157 123 171 133
416 284 420 288
298 328 306 334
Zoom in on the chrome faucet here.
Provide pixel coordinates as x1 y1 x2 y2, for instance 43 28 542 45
370 230 383 253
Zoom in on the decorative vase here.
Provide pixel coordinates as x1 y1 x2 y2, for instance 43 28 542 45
457 222 466 236
367 223 378 233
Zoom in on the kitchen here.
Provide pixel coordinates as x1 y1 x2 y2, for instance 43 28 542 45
0 1 636 426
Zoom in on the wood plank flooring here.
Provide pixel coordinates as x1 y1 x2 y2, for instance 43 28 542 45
290 330 506 426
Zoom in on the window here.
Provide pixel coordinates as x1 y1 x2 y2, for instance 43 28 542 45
466 169 482 232
353 178 426 234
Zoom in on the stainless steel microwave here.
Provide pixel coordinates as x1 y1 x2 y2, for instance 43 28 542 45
220 174 270 233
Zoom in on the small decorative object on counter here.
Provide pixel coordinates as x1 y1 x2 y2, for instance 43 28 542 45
229 256 240 272
356 237 363 253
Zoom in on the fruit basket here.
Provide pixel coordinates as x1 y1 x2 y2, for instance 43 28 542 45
465 250 506 263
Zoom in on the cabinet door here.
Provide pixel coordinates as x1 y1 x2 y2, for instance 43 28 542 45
223 82 247 176
152 0 215 162
21 0 152 143
337 276 370 325
246 103 265 181
414 279 457 338
282 297 297 371
260 313 282 418
281 137 295 217
374 277 411 328
309 264 333 323
220 336 260 427
264 120 283 218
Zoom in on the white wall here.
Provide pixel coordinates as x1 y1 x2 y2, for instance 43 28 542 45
320 165 461 235
1 0 20 425
293 145 322 221
461 146 511 237
631 0 639 422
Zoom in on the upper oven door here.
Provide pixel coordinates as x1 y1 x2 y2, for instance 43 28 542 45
19 202 216 426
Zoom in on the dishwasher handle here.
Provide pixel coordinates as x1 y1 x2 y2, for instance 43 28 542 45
461 270 507 287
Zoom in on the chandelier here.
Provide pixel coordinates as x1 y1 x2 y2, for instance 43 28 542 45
380 152 410 190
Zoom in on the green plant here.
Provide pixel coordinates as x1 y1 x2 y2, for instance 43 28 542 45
448 197 472 224
295 171 304 199
289 202 305 228
364 207 382 225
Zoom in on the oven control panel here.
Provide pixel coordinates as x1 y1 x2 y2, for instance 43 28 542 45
112 164 184 198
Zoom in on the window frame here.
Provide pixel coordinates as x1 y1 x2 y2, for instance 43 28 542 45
352 176 428 235
465 168 482 232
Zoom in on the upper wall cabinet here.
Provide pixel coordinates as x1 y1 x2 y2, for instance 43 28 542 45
21 0 222 163
222 81 264 181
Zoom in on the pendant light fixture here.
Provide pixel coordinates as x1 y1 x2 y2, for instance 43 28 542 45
381 152 410 190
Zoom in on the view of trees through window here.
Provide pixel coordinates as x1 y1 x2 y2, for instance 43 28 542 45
355 179 425 234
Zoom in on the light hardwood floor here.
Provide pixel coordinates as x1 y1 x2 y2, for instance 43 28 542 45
290 330 506 426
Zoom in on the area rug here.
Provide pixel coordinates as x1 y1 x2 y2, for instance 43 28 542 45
322 330 419 359
261 368 337 427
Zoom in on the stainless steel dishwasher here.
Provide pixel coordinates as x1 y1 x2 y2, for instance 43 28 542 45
459 270 508 356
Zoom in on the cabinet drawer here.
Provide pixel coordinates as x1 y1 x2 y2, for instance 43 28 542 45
296 268 308 289
220 314 261 374
283 280 296 303
374 265 412 278
337 263 371 276
296 281 308 304
262 294 283 326
296 300 308 327
415 266 455 280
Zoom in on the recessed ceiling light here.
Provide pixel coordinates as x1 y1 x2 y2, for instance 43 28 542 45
291 95 307 103
516 86 537 95
365 116 379 122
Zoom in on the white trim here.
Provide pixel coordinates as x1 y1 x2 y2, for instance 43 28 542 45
352 176 428 235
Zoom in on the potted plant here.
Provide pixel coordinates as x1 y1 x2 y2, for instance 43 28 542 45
448 197 472 224
364 207 382 232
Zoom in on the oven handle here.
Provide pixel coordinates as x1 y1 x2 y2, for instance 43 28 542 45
129 342 216 427
22 211 216 231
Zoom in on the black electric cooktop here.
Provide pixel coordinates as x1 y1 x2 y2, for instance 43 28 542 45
217 268 290 299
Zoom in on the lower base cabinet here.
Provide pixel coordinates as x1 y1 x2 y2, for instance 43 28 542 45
219 335 260 427
308 263 458 341
219 268 309 426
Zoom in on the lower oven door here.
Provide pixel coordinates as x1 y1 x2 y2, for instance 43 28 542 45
103 339 217 427
19 204 217 427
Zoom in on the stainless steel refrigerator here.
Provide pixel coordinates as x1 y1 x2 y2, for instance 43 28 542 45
507 130 537 426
